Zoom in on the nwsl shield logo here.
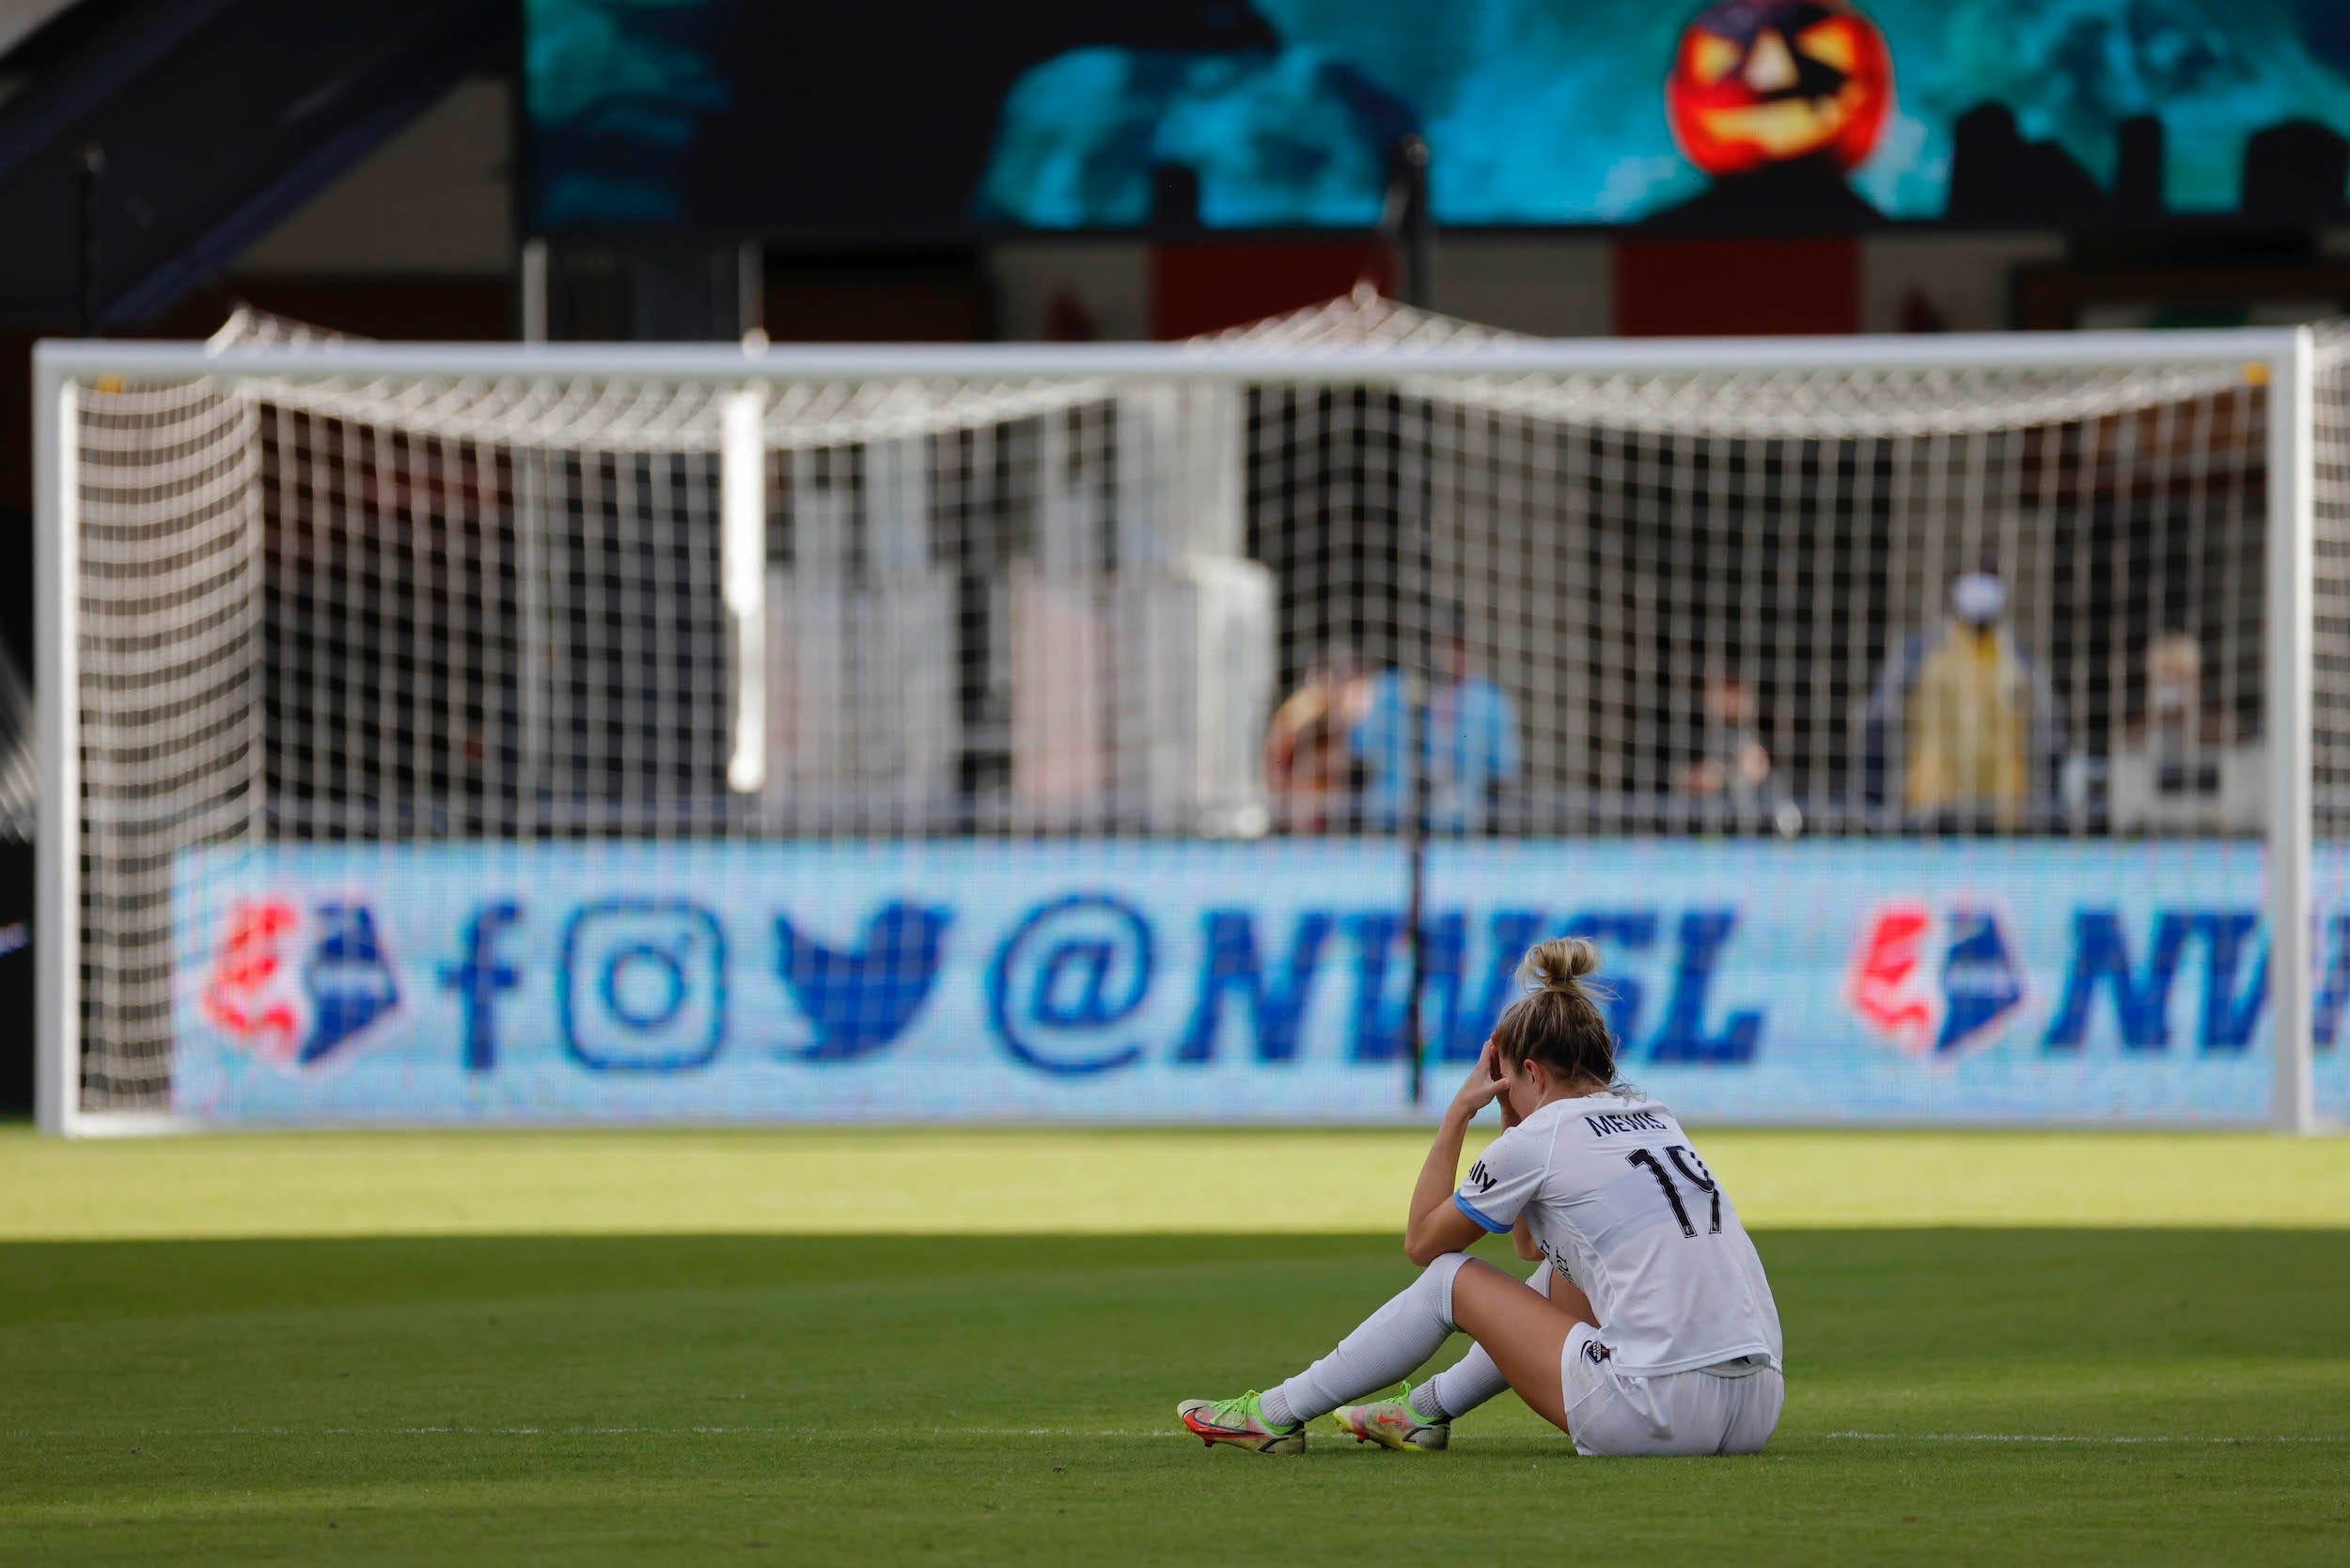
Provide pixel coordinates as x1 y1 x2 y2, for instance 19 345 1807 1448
1849 902 2026 1058
201 899 400 1068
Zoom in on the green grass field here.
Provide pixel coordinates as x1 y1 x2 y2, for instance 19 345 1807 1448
4 1127 2347 1565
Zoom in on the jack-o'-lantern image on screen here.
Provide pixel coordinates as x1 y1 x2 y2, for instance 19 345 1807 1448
1666 0 1894 179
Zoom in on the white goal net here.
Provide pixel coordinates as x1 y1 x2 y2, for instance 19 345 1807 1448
35 306 2349 1131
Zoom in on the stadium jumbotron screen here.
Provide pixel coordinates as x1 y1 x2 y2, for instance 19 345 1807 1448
525 0 2350 236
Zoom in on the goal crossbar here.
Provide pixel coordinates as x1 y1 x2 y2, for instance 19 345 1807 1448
35 329 2311 384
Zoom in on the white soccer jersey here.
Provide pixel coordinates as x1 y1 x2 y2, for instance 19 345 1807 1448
1452 1092 1782 1377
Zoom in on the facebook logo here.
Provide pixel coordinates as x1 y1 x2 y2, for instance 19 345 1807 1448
558 900 727 1072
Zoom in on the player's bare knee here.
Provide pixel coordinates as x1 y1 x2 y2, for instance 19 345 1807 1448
1444 1256 1514 1325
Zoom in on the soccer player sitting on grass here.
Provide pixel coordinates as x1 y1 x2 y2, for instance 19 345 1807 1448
1179 938 1784 1458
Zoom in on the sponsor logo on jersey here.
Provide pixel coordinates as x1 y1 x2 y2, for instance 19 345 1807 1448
1466 1159 1496 1193
201 898 400 1070
1582 1339 1612 1365
1848 902 2026 1057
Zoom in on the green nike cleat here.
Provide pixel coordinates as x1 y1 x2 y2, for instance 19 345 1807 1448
1177 1390 1307 1455
1330 1386 1449 1451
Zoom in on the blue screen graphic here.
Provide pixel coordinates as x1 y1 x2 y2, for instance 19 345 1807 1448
526 0 2350 232
174 839 2350 1126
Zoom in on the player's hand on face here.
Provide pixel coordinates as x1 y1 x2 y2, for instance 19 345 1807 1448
1450 1039 1508 1119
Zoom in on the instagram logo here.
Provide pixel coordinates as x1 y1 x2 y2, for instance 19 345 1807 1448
558 900 727 1072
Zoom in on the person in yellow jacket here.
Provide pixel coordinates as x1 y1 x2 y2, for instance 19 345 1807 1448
1864 572 2066 830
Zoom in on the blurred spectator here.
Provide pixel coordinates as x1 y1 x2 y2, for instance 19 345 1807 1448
1352 607 1521 834
1679 673 1773 808
1263 640 1371 833
1865 572 2066 829
2105 629 2262 833
2126 632 2234 798
2146 631 2230 759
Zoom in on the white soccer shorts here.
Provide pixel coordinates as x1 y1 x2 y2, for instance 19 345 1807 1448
1560 1323 1784 1457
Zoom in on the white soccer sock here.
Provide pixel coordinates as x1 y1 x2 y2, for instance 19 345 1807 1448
1413 1347 1501 1422
1410 1262 1553 1422
1263 1252 1470 1427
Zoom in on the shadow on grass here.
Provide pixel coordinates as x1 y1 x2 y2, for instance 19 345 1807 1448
7 1228 2348 1361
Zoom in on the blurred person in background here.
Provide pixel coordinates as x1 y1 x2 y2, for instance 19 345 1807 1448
1679 672 1773 808
1864 571 2065 831
1352 605 1521 835
2104 630 2252 832
1263 640 1371 833
2133 632 2232 793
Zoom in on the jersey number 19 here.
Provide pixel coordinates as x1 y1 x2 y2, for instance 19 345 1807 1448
1627 1146 1722 1237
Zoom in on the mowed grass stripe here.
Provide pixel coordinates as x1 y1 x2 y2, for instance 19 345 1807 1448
4 1429 2350 1457
5 1125 2350 1240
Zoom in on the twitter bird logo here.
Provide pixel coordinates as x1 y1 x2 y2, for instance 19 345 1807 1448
775 902 952 1060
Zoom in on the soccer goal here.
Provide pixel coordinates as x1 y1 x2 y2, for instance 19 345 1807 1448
32 310 2350 1134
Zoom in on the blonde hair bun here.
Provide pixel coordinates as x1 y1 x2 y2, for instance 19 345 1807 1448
1492 934 1622 1092
1523 935 1601 994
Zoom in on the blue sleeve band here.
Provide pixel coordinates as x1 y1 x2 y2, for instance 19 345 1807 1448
1453 1192 1510 1233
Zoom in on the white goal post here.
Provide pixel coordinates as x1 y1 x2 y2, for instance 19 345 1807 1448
32 324 2345 1135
